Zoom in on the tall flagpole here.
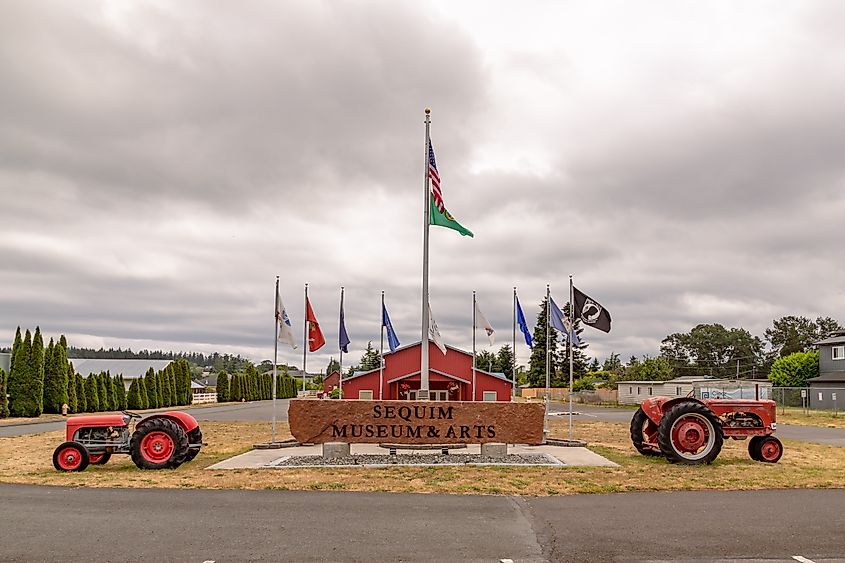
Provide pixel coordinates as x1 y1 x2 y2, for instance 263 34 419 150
569 275 575 440
512 287 517 401
338 286 344 399
302 283 308 396
272 276 279 443
420 108 431 401
379 291 385 400
545 284 550 435
472 290 477 401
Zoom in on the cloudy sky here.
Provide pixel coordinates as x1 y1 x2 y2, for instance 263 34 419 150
2 0 843 372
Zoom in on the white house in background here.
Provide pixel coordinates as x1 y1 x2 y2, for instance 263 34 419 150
71 359 174 389
616 376 772 405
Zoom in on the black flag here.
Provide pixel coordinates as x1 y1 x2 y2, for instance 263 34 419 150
572 286 612 333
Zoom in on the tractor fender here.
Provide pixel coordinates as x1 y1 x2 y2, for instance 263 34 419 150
640 396 709 426
139 411 199 434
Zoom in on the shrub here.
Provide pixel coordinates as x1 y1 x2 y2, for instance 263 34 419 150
769 350 819 387
572 378 595 392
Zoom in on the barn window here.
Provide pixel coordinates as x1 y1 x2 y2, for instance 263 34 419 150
648 387 653 395
359 390 373 400
833 346 845 360
482 391 497 402
819 392 824 401
637 386 641 394
629 387 633 394
676 387 682 395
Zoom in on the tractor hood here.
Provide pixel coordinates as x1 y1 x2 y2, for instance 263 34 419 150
66 414 127 441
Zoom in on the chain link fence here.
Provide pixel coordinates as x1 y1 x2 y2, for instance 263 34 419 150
771 386 845 414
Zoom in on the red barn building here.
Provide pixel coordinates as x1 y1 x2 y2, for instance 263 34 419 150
338 341 513 401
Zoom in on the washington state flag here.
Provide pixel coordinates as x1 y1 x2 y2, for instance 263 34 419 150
430 194 473 237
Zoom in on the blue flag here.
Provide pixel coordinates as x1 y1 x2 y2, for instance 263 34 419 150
516 296 533 349
382 303 400 353
339 292 350 353
550 295 581 346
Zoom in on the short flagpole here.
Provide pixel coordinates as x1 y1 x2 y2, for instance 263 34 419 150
272 276 279 444
420 108 431 401
339 287 345 399
380 291 385 400
472 290 477 402
512 287 517 402
569 275 575 440
302 283 308 397
545 284 550 436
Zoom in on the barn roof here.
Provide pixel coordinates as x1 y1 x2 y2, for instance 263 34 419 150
71 359 173 379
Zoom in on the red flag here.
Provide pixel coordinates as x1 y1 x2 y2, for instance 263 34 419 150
305 297 325 352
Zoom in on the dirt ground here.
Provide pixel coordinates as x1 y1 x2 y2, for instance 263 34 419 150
2 418 844 495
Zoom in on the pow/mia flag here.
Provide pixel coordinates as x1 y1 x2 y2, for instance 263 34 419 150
572 286 612 333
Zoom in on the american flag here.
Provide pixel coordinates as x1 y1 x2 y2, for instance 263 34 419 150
428 140 444 213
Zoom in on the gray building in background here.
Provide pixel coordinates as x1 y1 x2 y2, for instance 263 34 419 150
0 352 10 373
70 359 173 389
808 330 845 410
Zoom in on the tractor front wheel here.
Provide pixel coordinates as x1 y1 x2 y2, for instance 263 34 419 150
53 441 90 472
750 435 783 463
657 401 723 464
130 418 188 470
630 408 660 456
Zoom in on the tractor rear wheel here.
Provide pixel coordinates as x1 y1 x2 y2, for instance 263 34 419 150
53 441 90 472
174 427 202 465
657 401 723 464
630 408 660 456
89 452 112 465
130 418 188 470
750 436 783 463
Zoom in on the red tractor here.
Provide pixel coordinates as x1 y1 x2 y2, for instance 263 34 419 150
630 396 782 464
52 411 203 472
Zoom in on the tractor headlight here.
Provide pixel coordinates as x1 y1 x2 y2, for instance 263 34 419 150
771 422 777 430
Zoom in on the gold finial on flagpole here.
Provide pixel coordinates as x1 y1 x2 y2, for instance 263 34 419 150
425 107 430 114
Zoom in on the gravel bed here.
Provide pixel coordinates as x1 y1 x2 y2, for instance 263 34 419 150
270 453 561 467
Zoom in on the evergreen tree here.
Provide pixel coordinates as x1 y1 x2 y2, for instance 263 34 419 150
127 379 143 410
359 342 382 371
230 373 242 402
44 337 69 413
116 375 127 410
0 368 9 418
155 370 166 406
75 372 87 413
326 357 340 375
10 327 21 372
9 329 40 417
168 365 177 405
109 375 120 410
85 375 100 412
66 359 78 414
602 352 623 373
217 371 229 402
144 368 159 409
31 327 45 413
553 301 590 384
527 298 559 388
97 372 110 412
139 376 150 409
495 344 515 378
244 363 258 401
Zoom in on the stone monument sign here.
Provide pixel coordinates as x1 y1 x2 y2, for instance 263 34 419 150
288 400 545 445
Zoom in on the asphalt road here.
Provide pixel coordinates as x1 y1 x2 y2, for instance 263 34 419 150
1 484 843 562
3 400 845 446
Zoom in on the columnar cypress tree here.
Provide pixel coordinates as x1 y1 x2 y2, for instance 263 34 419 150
10 327 21 371
31 327 45 414
144 368 159 409
0 368 9 418
230 373 241 402
158 369 171 407
137 376 149 409
85 375 100 412
216 371 229 402
75 372 87 413
155 370 165 406
108 375 119 410
9 330 38 417
115 375 127 410
66 360 78 414
126 379 142 410
97 372 110 412
44 337 70 413
244 364 257 401
168 366 177 405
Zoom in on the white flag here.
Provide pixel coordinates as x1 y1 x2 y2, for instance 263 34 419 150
276 288 298 350
474 301 495 346
428 304 447 356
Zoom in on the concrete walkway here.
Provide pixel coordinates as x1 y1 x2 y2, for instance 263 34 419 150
208 443 618 469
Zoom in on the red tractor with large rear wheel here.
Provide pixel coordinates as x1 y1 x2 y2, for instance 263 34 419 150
630 396 782 464
52 411 203 472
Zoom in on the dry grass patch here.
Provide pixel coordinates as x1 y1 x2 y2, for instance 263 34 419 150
776 407 845 429
2 419 844 495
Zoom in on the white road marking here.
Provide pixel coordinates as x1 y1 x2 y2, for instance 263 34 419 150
499 559 514 563
793 556 816 563
203 560 216 563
